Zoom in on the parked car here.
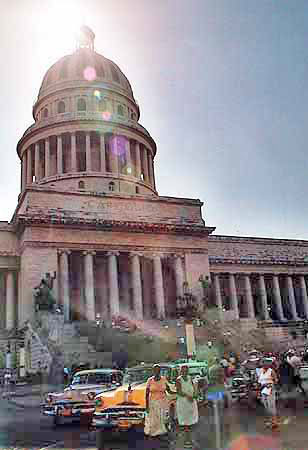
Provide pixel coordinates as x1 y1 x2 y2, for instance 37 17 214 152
92 363 177 440
42 369 123 426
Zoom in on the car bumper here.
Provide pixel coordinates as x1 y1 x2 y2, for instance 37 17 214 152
43 405 95 418
92 415 144 430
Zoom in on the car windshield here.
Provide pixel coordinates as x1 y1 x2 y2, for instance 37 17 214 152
71 374 88 385
123 367 171 385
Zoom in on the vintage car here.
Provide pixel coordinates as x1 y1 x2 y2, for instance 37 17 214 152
92 364 178 437
43 369 123 426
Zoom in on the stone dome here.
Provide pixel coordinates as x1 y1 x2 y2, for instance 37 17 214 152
38 48 135 101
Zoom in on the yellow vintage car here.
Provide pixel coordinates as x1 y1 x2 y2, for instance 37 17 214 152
43 369 123 426
92 364 177 437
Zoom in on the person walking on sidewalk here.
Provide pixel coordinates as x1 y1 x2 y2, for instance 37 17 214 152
257 358 279 430
176 365 199 447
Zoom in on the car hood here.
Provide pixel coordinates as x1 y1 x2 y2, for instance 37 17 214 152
48 384 118 402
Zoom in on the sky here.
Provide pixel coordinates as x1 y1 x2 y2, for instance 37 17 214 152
1 0 308 240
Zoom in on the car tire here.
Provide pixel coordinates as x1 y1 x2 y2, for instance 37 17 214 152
96 429 114 449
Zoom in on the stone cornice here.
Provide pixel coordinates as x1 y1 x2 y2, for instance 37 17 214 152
209 234 308 247
209 257 308 266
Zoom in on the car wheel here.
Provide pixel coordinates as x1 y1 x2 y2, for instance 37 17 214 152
96 429 114 449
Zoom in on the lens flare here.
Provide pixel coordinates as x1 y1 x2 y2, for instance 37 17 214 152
102 111 112 121
93 90 101 99
83 66 96 81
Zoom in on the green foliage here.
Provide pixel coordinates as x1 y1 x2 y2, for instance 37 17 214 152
0 352 5 369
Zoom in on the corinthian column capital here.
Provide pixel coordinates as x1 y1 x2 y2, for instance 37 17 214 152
129 251 142 259
83 250 96 256
58 249 71 256
107 250 120 257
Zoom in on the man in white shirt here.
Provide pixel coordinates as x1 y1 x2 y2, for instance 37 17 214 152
257 359 279 430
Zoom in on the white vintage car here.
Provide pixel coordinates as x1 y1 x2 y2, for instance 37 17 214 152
43 369 123 426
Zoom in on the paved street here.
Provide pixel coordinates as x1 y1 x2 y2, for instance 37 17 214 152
2 390 308 450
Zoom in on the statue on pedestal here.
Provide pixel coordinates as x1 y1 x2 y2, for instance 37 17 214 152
34 272 56 312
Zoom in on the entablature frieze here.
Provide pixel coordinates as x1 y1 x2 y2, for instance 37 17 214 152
0 255 20 270
19 240 208 258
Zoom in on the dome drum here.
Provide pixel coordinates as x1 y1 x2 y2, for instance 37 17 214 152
19 130 157 196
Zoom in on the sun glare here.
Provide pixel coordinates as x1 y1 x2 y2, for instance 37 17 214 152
35 0 88 57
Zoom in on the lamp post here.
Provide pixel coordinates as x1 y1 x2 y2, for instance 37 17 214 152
176 283 199 361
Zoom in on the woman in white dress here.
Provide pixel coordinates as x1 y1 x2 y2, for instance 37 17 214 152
176 365 199 445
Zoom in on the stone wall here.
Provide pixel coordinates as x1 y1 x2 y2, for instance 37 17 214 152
17 188 204 226
0 223 18 255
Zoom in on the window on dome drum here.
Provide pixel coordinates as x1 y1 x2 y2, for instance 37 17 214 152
77 98 87 112
110 65 120 83
43 108 48 118
117 105 124 116
136 186 139 194
57 101 65 114
131 112 136 120
98 98 107 112
78 181 85 189
109 181 115 192
141 173 144 181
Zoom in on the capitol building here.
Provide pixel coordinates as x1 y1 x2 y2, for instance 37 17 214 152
1 27 308 343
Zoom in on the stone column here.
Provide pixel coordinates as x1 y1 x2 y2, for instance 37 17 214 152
153 254 165 319
57 135 63 174
244 274 255 318
125 138 132 175
272 275 285 320
83 251 96 321
286 275 299 320
107 251 120 317
59 250 71 322
258 274 270 320
71 132 77 172
34 142 40 182
130 252 143 319
26 147 32 184
174 255 184 298
45 138 50 178
135 142 142 179
213 274 223 316
21 153 27 191
6 272 15 330
148 152 154 186
151 159 156 190
86 132 92 171
299 275 308 318
100 133 106 172
109 137 119 174
228 273 239 319
142 146 149 183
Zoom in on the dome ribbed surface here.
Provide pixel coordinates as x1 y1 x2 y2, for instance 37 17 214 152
38 48 134 99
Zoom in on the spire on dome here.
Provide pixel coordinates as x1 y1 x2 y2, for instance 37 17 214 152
76 26 95 51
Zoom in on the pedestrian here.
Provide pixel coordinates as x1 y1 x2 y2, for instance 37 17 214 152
287 351 306 397
279 354 298 411
4 371 11 394
144 364 171 438
257 358 279 430
176 365 199 446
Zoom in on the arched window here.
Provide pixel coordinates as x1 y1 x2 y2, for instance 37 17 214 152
57 101 65 113
131 112 136 120
43 108 49 118
77 98 86 112
78 181 85 189
110 65 120 83
98 98 107 112
136 186 139 194
109 181 115 192
117 105 124 116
